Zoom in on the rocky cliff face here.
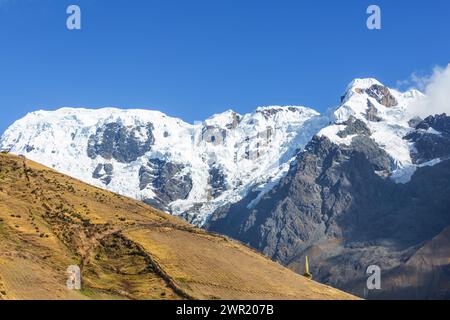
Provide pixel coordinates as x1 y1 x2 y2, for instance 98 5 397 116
207 133 450 298
405 114 450 164
87 122 155 163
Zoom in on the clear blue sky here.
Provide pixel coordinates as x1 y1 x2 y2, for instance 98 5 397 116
0 0 449 133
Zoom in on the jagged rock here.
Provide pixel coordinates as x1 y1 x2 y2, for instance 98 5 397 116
365 84 398 107
140 159 193 209
92 164 103 179
101 175 112 185
408 116 423 128
351 136 393 172
208 166 227 198
201 126 227 145
87 122 155 163
366 100 382 122
92 163 114 185
337 116 371 138
103 163 113 174
138 166 153 190
225 112 242 130
256 108 283 118
142 198 165 211
416 113 450 134
405 114 450 164
405 132 450 164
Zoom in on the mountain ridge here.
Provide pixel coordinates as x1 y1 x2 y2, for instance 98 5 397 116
1 103 323 225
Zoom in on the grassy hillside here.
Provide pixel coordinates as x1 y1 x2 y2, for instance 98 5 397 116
0 153 356 300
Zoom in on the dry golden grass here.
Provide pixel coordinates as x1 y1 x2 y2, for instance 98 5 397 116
0 153 356 300
125 228 354 300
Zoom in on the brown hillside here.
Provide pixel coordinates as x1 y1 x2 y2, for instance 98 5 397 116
0 153 356 300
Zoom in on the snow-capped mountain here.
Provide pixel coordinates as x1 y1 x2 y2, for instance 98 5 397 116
318 78 427 183
1 78 445 228
3 77 450 299
204 79 450 299
0 104 322 225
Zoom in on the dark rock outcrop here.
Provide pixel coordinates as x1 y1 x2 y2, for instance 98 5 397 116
87 122 155 163
139 158 193 210
365 84 398 107
92 163 114 185
408 116 423 129
366 100 382 122
416 113 450 134
208 166 228 198
337 116 371 138
404 114 450 164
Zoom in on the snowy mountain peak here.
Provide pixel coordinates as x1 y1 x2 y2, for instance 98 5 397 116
317 79 439 184
1 105 323 225
334 78 405 123
255 105 317 114
12 107 188 130
346 78 383 92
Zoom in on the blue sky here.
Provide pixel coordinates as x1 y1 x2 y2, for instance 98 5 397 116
0 0 449 133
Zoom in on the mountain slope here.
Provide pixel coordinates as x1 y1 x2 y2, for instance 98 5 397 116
0 153 355 300
360 225 450 299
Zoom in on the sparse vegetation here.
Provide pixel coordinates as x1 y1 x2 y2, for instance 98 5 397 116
0 153 355 300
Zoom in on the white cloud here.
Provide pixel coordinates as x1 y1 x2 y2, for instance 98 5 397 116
407 64 450 119
396 72 432 92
